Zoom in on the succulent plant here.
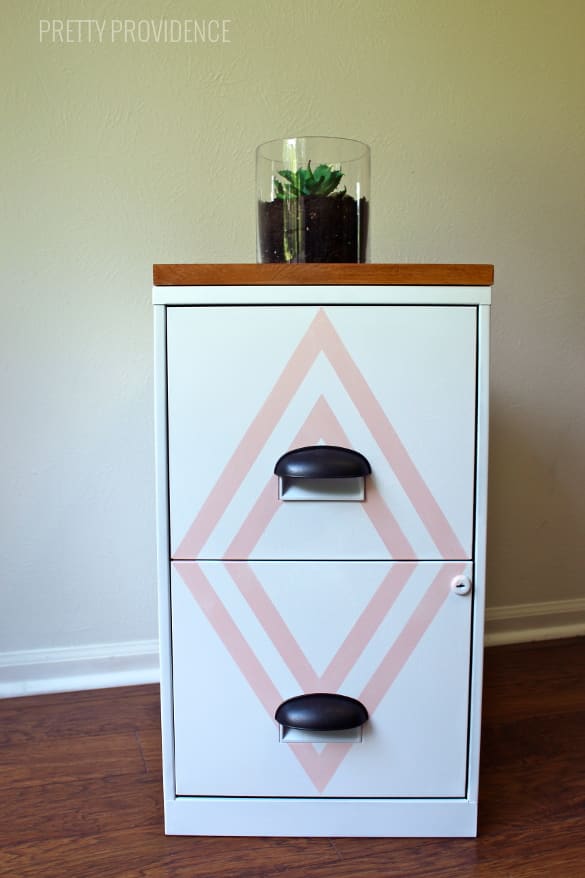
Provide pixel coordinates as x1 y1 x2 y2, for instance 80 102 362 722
274 161 345 200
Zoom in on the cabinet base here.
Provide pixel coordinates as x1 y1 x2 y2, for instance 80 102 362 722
163 795 478 837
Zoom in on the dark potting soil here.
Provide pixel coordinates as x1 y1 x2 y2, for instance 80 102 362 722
257 194 369 263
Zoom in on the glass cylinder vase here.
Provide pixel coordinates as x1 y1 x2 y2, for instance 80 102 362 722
256 136 370 263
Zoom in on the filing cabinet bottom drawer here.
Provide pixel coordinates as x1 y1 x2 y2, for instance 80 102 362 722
171 560 473 799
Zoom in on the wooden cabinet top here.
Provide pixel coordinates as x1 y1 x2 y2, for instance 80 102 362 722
153 264 493 287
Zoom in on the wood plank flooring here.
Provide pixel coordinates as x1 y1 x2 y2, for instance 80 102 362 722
0 637 584 877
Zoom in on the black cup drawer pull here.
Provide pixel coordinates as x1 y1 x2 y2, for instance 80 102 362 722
274 445 371 480
274 446 371 502
275 693 369 732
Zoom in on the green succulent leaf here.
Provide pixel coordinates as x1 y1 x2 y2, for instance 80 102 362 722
296 167 314 195
273 179 286 199
274 160 344 199
277 169 299 185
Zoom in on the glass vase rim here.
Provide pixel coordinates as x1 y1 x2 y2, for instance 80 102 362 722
257 136 370 162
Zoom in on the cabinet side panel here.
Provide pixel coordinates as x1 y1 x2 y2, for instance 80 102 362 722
468 304 490 803
154 304 176 803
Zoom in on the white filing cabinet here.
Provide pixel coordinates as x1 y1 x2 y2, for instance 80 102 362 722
153 264 492 837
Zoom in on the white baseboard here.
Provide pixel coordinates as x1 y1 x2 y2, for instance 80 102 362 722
1 599 583 698
485 597 585 646
0 639 160 699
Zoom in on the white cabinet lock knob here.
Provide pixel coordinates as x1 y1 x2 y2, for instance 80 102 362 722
450 574 472 596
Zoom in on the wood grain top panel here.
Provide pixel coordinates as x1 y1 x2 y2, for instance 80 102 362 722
153 263 494 287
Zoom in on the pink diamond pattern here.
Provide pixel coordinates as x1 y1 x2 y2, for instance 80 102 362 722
172 308 466 791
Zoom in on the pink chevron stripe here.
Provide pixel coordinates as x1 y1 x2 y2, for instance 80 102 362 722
223 561 416 696
360 562 465 712
319 562 417 692
226 562 320 692
225 395 415 560
364 482 416 560
176 557 350 792
223 478 277 561
315 314 466 559
174 560 341 790
294 563 464 792
173 561 282 717
173 312 325 558
286 742 353 794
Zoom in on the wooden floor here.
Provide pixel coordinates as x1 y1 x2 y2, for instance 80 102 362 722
0 638 584 877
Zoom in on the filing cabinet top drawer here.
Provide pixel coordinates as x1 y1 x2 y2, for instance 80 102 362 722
166 304 479 562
